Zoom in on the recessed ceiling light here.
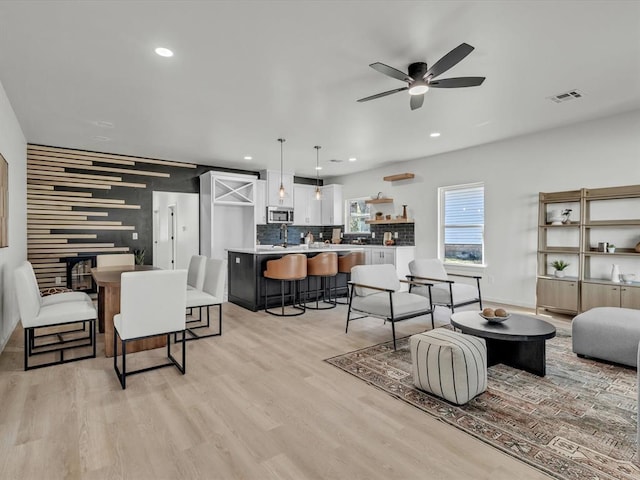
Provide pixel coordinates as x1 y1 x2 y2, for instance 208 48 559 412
315 166 322 170
430 132 441 138
348 157 357 162
243 156 252 160
155 47 174 57
94 135 111 142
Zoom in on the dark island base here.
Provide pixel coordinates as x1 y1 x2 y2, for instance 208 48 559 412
228 251 350 312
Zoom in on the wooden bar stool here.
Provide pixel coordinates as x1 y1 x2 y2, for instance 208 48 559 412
334 251 366 304
264 254 307 317
306 252 338 310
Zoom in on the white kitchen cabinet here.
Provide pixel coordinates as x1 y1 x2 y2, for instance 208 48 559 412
200 171 257 260
321 184 343 226
364 246 415 291
294 184 321 226
261 169 294 208
255 179 267 225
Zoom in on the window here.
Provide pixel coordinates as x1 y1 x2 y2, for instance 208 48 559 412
439 183 484 265
345 198 371 234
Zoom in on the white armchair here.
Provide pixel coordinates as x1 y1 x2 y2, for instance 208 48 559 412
346 264 434 350
408 259 483 313
113 269 188 389
184 258 226 340
14 261 97 370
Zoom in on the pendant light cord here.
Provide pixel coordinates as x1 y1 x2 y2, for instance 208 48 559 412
278 138 285 198
315 145 321 200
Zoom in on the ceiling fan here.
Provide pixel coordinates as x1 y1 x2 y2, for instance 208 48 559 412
357 43 485 110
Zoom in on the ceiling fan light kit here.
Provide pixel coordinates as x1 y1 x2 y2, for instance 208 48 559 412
358 43 485 110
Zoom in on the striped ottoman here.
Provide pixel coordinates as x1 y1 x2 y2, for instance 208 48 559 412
410 329 487 405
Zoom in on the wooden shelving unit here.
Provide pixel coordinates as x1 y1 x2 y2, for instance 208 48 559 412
365 198 393 204
536 184 640 314
383 173 414 182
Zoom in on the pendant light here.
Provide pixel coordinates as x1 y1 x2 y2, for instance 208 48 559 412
277 138 286 198
314 145 322 200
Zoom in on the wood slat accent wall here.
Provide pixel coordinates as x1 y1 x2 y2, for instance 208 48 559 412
27 145 198 288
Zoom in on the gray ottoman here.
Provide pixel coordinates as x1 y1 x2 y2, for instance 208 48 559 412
572 307 640 367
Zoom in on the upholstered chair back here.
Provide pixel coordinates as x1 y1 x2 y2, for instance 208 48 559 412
118 269 187 340
202 258 226 300
14 261 42 328
187 255 207 290
351 264 401 297
264 254 307 280
409 259 449 281
96 253 135 268
338 251 366 273
307 252 338 276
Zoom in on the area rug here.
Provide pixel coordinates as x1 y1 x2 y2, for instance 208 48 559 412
325 327 639 480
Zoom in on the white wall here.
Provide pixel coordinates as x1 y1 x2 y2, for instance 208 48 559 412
331 109 640 308
0 81 27 352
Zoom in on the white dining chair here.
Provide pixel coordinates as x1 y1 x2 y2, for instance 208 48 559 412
113 269 188 389
96 253 135 268
14 261 97 370
184 258 226 340
187 255 206 291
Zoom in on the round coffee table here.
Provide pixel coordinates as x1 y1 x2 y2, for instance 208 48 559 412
450 311 556 376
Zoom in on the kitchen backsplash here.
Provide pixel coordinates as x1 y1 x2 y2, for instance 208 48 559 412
256 222 414 246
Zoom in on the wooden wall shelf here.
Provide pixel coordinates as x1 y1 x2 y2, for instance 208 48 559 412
366 218 413 225
384 173 414 182
365 198 393 204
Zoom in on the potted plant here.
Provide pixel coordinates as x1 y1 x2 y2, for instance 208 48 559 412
551 259 570 277
134 249 146 265
607 244 616 253
375 211 383 220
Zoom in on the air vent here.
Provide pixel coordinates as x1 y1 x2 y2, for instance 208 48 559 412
547 89 583 104
329 159 343 163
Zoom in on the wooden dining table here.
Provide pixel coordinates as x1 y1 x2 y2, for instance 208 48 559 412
91 265 166 357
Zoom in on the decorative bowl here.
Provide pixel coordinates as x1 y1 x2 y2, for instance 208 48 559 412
479 313 511 323
621 273 636 283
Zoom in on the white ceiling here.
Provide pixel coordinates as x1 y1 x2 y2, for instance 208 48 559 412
0 1 639 178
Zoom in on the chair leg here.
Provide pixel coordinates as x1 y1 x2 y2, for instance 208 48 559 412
23 328 30 371
345 285 356 333
391 321 397 350
113 331 127 390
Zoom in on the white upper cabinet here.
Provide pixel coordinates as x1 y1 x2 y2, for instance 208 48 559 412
321 184 343 226
255 179 267 225
294 184 322 225
261 169 294 208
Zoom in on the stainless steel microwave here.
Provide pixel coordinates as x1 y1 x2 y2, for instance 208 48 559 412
267 206 294 224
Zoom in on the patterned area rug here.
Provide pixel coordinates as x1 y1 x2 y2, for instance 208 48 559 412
326 327 639 480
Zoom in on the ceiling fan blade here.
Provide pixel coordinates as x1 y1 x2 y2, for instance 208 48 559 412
370 62 413 82
424 43 475 80
428 77 485 88
357 86 408 103
410 94 424 110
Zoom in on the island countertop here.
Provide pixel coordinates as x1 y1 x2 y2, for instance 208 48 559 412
227 245 365 255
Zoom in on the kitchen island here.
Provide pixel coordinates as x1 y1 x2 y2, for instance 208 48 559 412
227 246 365 311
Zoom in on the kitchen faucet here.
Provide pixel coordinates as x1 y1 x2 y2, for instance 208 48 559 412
280 223 288 247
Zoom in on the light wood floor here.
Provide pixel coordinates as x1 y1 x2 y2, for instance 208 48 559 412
0 301 569 479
